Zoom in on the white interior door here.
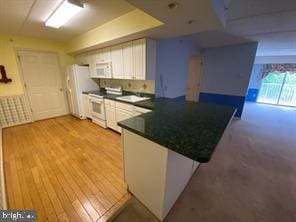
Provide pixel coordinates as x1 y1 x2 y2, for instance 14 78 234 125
19 51 68 121
186 56 203 102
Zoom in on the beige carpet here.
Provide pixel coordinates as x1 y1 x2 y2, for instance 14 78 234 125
165 103 296 222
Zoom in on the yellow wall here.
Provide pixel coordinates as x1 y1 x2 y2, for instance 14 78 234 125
0 35 75 97
66 9 163 53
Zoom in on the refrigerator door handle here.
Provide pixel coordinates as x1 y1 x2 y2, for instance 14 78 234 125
66 74 71 92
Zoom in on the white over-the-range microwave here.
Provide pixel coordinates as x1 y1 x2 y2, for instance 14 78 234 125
95 61 111 78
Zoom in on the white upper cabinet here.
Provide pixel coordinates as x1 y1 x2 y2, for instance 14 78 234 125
88 51 97 78
123 41 134 80
86 38 156 80
132 39 146 80
76 53 89 65
131 38 156 80
96 47 111 63
111 44 124 79
90 48 112 78
145 39 157 80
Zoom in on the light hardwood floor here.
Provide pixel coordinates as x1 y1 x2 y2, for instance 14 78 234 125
3 115 129 222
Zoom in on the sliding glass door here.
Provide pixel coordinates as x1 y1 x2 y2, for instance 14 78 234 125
278 72 296 106
257 72 296 107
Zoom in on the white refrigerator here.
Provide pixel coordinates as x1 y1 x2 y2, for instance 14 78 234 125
66 64 99 119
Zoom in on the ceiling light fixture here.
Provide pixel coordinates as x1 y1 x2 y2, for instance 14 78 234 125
45 0 83 29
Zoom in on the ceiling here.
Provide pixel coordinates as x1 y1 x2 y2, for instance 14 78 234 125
179 0 296 56
126 0 229 38
1 0 296 56
225 0 296 56
186 31 251 48
127 0 296 56
0 0 135 41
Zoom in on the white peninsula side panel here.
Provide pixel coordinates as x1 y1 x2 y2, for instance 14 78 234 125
122 129 199 221
163 150 197 217
123 129 168 219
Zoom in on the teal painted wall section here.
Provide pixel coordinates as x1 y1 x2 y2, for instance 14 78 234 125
246 64 263 102
199 42 258 117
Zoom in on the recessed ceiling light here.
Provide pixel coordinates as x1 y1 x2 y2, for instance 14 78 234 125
168 2 179 10
45 0 83 29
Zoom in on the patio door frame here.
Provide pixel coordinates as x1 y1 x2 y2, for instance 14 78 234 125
257 71 296 108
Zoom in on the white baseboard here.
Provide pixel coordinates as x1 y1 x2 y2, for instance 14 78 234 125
0 128 7 209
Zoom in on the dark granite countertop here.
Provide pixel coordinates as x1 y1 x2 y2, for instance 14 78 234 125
118 98 236 163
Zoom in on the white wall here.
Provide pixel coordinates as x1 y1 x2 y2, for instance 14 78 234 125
248 64 263 89
255 55 296 64
156 37 200 98
200 42 258 96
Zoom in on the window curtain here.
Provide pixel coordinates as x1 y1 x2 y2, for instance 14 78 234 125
261 64 296 79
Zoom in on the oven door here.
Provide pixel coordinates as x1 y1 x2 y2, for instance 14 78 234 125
89 97 105 120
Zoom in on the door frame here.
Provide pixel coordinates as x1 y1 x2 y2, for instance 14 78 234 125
15 48 69 121
186 56 204 102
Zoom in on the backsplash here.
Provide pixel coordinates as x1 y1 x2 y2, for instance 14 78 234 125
99 79 155 94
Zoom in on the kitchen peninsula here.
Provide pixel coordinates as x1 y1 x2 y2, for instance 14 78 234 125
118 99 236 221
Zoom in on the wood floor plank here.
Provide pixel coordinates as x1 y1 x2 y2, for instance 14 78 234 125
3 116 129 221
23 168 46 221
17 169 34 209
31 167 59 221
72 200 92 222
9 158 24 209
58 212 70 222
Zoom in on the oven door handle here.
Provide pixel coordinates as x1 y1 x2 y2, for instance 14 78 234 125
90 98 103 104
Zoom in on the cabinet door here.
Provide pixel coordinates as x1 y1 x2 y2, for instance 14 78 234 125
103 47 112 78
93 48 112 78
76 53 89 65
105 105 117 131
88 53 97 78
116 109 133 133
132 106 152 117
82 95 91 118
98 47 111 62
133 39 146 80
94 49 102 64
123 42 134 79
111 44 124 79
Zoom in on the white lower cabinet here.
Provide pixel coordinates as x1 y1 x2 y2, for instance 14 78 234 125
114 101 134 133
105 106 117 131
132 106 152 116
82 94 92 119
104 99 117 131
104 99 151 133
116 108 133 133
